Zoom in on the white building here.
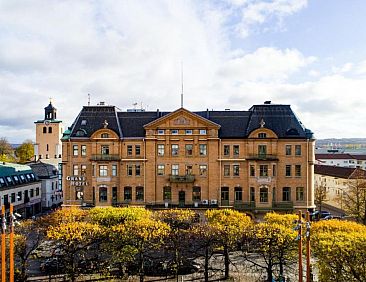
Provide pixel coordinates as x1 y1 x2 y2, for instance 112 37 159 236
30 162 63 210
315 153 366 170
0 162 42 218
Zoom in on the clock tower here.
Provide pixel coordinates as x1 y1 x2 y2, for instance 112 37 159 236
34 100 63 160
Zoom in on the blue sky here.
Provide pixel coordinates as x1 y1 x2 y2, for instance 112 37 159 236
0 0 365 143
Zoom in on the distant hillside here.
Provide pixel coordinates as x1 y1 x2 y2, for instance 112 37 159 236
316 138 366 147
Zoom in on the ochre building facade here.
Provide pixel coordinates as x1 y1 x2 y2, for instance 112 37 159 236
62 102 316 214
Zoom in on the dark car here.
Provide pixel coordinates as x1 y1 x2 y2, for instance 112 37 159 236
310 210 331 221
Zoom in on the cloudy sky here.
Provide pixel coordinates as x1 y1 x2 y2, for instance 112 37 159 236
1 0 366 143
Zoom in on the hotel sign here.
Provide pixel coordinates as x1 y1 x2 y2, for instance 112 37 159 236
66 176 88 186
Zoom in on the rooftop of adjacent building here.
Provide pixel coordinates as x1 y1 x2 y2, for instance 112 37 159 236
0 162 39 188
316 153 366 160
314 164 366 179
29 161 58 179
63 101 314 140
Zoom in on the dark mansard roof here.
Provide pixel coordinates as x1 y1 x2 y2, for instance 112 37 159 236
64 102 313 140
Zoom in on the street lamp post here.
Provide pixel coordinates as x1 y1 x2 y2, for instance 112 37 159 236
295 210 312 282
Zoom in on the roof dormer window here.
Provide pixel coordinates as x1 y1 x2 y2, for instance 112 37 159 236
81 120 87 125
258 132 267 138
101 133 109 138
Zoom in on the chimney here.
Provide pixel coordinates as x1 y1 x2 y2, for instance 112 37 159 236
264 101 271 104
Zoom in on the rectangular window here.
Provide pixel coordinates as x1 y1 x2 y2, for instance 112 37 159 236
136 187 144 201
124 186 132 201
285 165 292 177
282 187 291 201
127 164 133 176
157 144 165 156
163 186 171 201
135 145 141 156
199 129 206 135
11 193 15 203
73 145 78 156
192 186 201 201
258 145 267 156
233 145 240 156
199 165 207 176
221 187 229 201
259 165 268 177
127 145 133 156
157 129 165 135
296 187 304 201
73 165 79 176
223 145 230 156
135 164 141 176
99 165 108 176
199 144 207 156
260 187 268 202
171 144 179 156
258 133 267 138
250 165 255 177
30 189 34 198
272 164 276 177
81 145 87 156
235 187 243 201
101 145 109 155
224 165 230 176
233 164 240 176
295 165 301 177
185 129 193 135
81 165 87 176
17 191 22 201
112 164 117 176
250 187 255 202
286 145 292 156
171 164 179 176
185 165 193 175
92 164 95 177
157 164 165 176
171 129 179 135
185 144 193 156
295 145 301 156
36 187 40 196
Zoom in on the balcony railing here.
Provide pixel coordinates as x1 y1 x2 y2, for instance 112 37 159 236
247 154 278 161
273 201 294 210
169 174 195 183
91 154 120 161
234 201 256 210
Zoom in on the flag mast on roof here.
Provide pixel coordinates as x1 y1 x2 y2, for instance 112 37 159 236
181 61 184 108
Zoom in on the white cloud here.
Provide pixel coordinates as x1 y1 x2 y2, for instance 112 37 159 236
0 0 365 143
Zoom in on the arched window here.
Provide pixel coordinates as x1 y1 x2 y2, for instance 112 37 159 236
43 127 47 133
260 186 268 203
48 127 52 133
99 186 108 202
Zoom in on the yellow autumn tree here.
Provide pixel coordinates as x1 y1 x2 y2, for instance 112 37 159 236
312 220 366 282
109 218 170 282
206 209 252 280
154 209 198 278
47 221 102 282
242 213 298 282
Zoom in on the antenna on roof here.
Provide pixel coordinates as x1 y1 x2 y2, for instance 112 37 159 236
181 61 184 108
88 93 90 106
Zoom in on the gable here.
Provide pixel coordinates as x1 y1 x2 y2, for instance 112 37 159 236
144 108 220 130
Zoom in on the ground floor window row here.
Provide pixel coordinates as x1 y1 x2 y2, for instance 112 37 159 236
1 187 40 206
86 186 145 203
220 186 305 203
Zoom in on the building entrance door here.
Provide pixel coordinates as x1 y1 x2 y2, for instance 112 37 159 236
178 191 185 207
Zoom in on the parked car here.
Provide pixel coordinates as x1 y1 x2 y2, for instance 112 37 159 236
310 210 331 221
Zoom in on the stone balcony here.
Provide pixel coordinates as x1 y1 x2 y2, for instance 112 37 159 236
169 174 195 183
247 154 279 161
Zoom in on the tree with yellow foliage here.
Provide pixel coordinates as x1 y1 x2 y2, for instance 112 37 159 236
312 219 366 281
206 209 252 280
154 209 198 280
47 211 102 282
109 217 170 282
242 213 298 282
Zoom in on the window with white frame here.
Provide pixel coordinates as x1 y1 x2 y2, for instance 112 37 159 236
99 165 108 176
171 164 179 175
157 144 165 156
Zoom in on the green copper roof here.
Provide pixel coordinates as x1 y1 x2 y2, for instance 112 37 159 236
0 162 32 177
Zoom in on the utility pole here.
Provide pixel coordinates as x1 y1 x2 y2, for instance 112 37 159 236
298 210 303 282
1 205 6 282
10 204 14 282
306 211 311 282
